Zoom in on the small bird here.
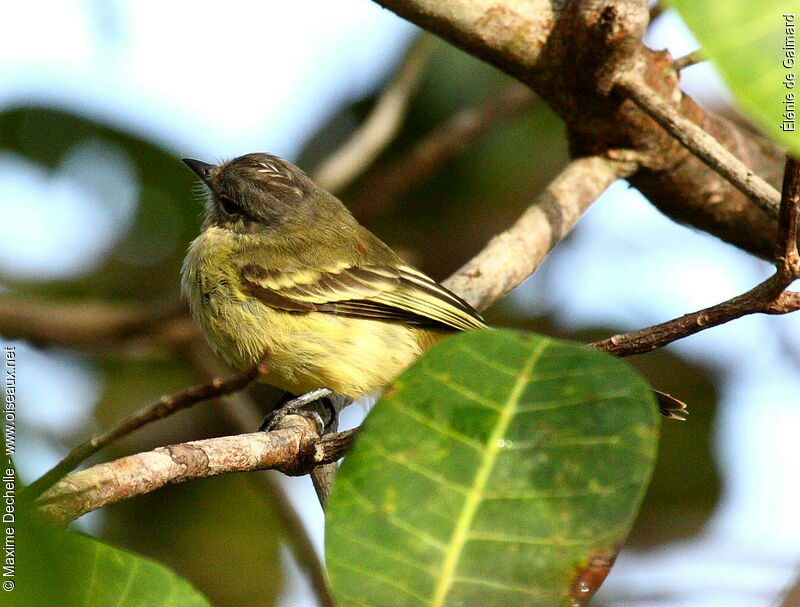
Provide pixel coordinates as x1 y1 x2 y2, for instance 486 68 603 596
180 153 486 408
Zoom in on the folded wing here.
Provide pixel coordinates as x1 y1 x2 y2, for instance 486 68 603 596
240 263 486 332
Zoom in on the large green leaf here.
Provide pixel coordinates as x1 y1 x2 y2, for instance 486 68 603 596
15 515 212 607
326 329 659 607
670 1 800 154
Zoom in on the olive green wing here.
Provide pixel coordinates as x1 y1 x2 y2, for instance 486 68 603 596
240 263 486 332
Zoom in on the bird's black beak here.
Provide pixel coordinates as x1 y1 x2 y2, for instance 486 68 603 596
181 158 215 183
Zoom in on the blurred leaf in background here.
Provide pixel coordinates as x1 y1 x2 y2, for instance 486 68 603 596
88 357 287 606
101 474 286 607
0 107 198 301
3 2 791 605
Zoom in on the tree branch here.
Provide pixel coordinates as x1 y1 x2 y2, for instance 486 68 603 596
615 72 781 219
24 353 271 500
33 152 627 522
253 472 336 607
592 156 800 356
313 35 436 193
26 0 798 530
29 151 794 526
371 0 788 262
36 153 792 525
444 155 636 311
36 417 356 526
352 82 536 220
779 567 800 607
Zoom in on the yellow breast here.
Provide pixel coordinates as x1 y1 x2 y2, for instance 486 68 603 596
181 228 446 397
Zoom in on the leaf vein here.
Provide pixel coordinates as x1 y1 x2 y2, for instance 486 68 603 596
429 340 548 606
326 558 429 604
337 477 447 552
419 367 503 411
387 398 484 451
452 574 556 598
368 442 471 495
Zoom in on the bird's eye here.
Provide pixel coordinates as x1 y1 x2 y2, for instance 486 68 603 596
218 194 243 216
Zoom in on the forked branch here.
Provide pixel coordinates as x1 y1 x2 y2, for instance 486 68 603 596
593 156 800 356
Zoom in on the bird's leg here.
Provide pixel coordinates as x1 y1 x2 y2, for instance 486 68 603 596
260 388 347 433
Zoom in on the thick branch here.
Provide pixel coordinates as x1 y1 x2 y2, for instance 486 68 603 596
444 155 636 311
24 354 271 500
0 297 193 351
371 0 788 262
371 0 555 79
37 418 356 526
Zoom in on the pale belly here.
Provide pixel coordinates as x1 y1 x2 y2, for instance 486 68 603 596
190 281 446 398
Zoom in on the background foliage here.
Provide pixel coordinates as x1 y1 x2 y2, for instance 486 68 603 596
1 2 797 606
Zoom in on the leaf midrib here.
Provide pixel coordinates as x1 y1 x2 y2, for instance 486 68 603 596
429 339 548 607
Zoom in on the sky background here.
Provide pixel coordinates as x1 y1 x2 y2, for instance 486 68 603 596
1 2 798 606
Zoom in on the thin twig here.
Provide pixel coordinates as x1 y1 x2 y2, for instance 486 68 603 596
592 156 800 356
672 50 704 71
311 463 339 509
255 474 335 607
307 392 348 509
776 157 800 274
23 352 271 500
590 277 798 356
354 82 536 219
313 34 436 193
31 153 788 522
39 151 788 525
615 73 782 219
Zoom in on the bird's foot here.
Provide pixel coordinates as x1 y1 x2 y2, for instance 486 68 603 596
260 388 340 433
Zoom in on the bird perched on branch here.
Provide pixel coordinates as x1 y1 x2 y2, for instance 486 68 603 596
181 153 486 422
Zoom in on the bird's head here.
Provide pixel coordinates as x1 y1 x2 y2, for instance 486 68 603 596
182 153 322 234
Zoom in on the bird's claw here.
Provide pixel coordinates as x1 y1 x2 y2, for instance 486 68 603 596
260 388 338 433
